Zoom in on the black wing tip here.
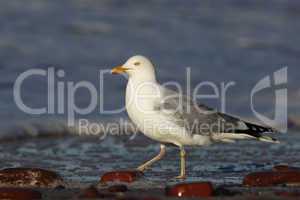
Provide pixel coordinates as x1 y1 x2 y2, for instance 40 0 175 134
244 122 276 134
233 121 279 141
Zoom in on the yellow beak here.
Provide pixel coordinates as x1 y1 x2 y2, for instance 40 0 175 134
111 66 129 74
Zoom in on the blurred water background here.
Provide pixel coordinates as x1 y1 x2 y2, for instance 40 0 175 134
0 0 299 186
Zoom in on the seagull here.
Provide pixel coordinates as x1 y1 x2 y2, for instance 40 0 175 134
111 55 279 179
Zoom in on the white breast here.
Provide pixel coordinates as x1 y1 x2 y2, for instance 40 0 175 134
125 79 200 145
125 79 160 137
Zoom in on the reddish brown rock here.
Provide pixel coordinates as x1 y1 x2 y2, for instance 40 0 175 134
0 187 42 200
273 165 300 172
166 182 214 197
0 168 64 188
100 170 143 183
243 171 300 187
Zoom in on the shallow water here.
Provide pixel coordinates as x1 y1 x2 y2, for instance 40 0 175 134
0 132 299 188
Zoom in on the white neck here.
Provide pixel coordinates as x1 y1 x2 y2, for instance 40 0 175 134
125 75 160 114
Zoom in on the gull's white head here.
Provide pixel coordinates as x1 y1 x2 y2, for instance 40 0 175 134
111 55 156 81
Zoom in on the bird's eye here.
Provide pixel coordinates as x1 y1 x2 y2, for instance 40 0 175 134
134 61 140 66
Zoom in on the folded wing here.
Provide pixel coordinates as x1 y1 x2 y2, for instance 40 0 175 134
154 87 278 143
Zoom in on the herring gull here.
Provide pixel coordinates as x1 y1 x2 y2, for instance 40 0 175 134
111 55 278 179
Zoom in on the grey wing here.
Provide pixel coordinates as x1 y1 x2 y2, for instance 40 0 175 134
155 87 277 142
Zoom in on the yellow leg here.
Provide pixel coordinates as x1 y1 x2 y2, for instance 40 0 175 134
175 146 186 179
137 144 166 172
